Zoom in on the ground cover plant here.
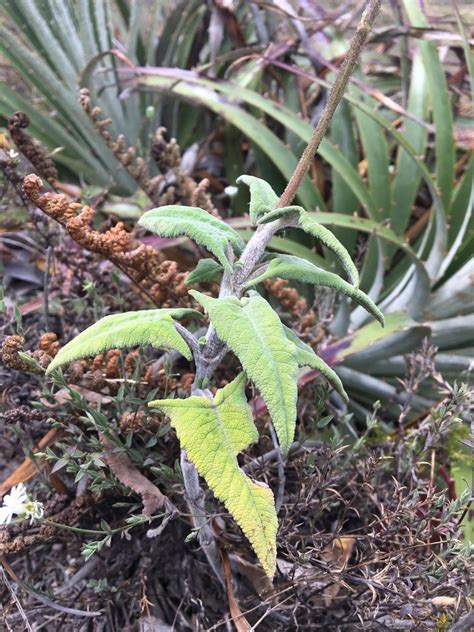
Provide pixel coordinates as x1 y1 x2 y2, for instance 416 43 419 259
0 1 472 630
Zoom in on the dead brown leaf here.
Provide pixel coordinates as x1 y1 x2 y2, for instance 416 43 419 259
101 434 176 515
221 548 252 632
321 536 356 607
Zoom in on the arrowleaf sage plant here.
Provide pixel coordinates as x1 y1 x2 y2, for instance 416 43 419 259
46 0 383 579
47 176 384 577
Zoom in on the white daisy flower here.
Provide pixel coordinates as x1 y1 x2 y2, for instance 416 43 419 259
0 483 44 525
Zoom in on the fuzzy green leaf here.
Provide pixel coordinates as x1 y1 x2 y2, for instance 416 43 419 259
282 326 348 402
190 290 298 455
47 309 200 373
139 206 245 272
185 258 223 285
256 205 302 225
299 213 359 286
149 373 277 576
247 255 384 326
236 175 278 224
259 207 359 286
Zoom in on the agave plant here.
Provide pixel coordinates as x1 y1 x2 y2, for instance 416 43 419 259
126 0 473 417
0 0 215 189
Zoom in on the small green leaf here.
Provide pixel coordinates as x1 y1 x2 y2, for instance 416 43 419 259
299 213 359 287
190 290 298 455
246 255 384 326
256 205 302 225
185 258 223 285
150 373 278 576
282 326 348 402
236 175 278 224
258 208 359 286
47 308 200 373
139 206 244 272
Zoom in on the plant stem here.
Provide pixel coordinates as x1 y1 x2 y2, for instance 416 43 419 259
278 0 383 208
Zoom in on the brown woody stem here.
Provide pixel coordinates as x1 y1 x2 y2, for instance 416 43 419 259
278 0 383 209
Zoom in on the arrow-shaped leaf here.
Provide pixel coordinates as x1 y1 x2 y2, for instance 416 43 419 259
149 373 278 576
236 175 278 224
259 207 359 286
282 326 349 402
246 254 384 326
190 290 298 455
47 308 200 373
185 258 223 285
139 206 245 272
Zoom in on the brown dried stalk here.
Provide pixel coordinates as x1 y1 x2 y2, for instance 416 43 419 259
22 174 191 308
79 89 220 214
8 112 58 186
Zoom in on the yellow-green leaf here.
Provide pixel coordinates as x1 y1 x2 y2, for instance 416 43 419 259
190 290 298 455
47 308 200 373
150 373 278 576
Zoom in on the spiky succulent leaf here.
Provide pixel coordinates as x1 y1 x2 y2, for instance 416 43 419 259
282 326 348 402
236 175 278 224
247 255 383 325
149 373 277 576
185 258 223 285
139 206 244 272
47 309 200 373
190 290 298 455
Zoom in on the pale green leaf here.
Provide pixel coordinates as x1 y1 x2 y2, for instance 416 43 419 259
258 207 359 286
150 373 277 576
190 290 298 455
236 175 278 224
299 213 359 287
256 205 303 225
47 309 200 373
185 259 223 285
246 255 384 326
138 206 245 272
282 326 348 402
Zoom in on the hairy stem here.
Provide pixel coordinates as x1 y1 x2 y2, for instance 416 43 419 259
278 0 382 208
180 450 224 585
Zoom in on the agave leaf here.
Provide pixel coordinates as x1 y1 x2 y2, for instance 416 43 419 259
185 259 223 285
391 52 429 237
150 373 278 576
425 260 474 319
320 312 430 367
428 315 474 350
190 290 298 455
403 0 455 213
246 254 383 325
282 326 348 402
236 175 278 224
139 206 245 273
352 84 391 223
334 366 431 410
330 99 359 252
47 308 201 373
